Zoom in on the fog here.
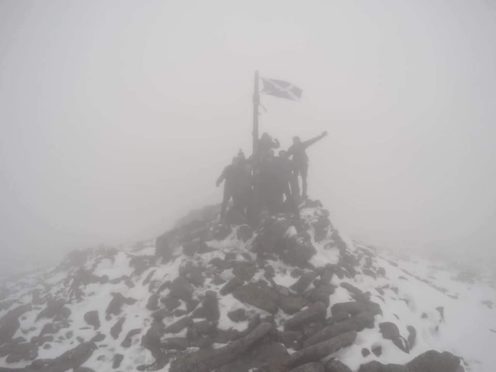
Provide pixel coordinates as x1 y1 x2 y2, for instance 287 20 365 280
1 0 496 277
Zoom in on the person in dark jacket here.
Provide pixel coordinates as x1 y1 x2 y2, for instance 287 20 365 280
275 150 299 216
287 131 328 199
216 156 239 220
257 132 280 161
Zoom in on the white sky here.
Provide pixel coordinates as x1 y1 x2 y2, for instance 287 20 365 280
1 0 496 275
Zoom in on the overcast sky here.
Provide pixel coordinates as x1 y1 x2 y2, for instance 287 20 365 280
1 0 496 276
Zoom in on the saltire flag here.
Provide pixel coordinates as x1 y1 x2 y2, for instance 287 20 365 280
261 78 302 101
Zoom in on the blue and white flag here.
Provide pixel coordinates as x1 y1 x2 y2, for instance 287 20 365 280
261 78 302 101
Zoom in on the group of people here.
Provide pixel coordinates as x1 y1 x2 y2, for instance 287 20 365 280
216 131 328 225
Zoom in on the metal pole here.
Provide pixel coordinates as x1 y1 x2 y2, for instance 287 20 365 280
252 70 260 156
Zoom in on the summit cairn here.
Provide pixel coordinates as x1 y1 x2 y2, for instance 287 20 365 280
0 200 471 371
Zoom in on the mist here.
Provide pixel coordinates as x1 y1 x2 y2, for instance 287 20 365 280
1 0 496 277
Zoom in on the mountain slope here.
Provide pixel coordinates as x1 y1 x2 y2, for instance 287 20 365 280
0 201 494 371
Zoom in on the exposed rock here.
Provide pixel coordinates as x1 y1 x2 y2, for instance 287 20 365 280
278 330 303 349
129 255 154 276
164 316 192 334
121 328 141 348
237 224 254 242
163 337 189 350
169 322 273 372
182 240 211 257
285 331 357 369
192 291 219 322
83 311 100 330
180 263 205 287
105 293 137 319
0 304 31 345
113 353 124 369
253 216 316 267
110 317 125 339
357 360 407 372
232 261 257 282
289 362 326 372
379 322 408 353
331 301 381 320
371 344 382 356
305 283 335 306
216 341 289 372
146 293 160 311
36 299 70 321
168 277 195 303
325 359 353 372
228 308 248 322
285 302 327 330
220 277 244 296
340 282 369 302
407 350 463 372
291 272 319 294
278 293 308 314
304 312 374 347
406 325 416 349
233 281 279 314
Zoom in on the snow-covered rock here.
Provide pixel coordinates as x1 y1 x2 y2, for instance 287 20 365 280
0 201 494 371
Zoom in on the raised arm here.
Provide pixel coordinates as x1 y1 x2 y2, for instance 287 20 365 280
303 131 328 149
216 167 227 187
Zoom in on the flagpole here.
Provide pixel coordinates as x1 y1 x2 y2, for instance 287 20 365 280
252 70 260 156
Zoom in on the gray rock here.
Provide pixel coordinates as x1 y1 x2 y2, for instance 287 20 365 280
325 359 352 372
285 302 327 330
110 317 125 339
233 282 279 314
289 362 325 372
407 350 463 372
83 311 100 330
286 331 357 369
379 322 408 353
304 312 374 347
169 322 274 372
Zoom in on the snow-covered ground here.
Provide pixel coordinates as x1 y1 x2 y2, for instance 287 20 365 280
0 204 494 371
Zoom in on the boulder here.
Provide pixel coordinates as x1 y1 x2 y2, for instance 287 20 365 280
304 312 374 347
113 353 124 369
285 331 357 369
192 291 219 322
216 341 289 372
36 299 70 321
291 272 319 294
305 283 335 306
105 293 136 319
83 311 100 330
121 329 141 348
278 330 303 349
407 350 463 372
220 277 244 296
278 293 308 315
180 263 205 287
232 261 257 282
325 359 353 372
358 361 407 372
164 316 192 334
168 277 195 303
379 322 408 353
227 309 248 322
0 304 31 345
169 322 274 372
285 302 327 330
331 301 381 319
110 317 125 339
233 282 279 314
289 362 326 372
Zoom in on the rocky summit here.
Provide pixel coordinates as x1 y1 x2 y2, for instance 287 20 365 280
0 200 494 371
